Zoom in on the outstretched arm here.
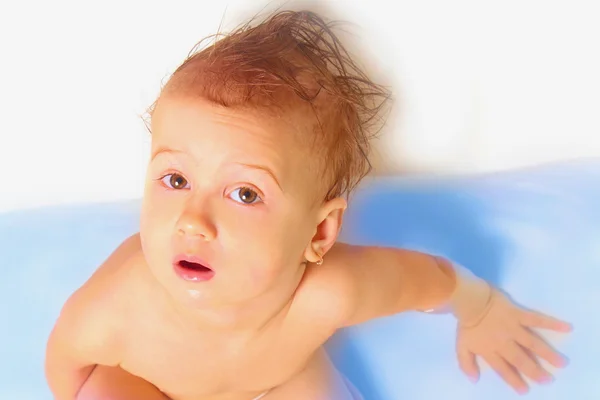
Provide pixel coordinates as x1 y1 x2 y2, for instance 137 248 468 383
315 243 490 327
301 242 571 395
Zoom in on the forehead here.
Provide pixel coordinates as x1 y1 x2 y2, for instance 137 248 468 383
149 95 320 191
152 95 291 148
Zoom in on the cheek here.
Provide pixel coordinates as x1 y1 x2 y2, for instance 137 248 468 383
247 266 278 287
140 188 180 248
229 210 312 275
139 207 161 263
140 195 161 237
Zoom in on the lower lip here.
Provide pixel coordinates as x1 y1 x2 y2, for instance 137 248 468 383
173 263 215 282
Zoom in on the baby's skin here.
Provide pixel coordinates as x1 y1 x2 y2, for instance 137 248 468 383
46 97 572 400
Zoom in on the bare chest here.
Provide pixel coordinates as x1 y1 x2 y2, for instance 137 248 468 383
118 311 315 400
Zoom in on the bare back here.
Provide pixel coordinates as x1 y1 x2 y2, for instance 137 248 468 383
65 234 356 400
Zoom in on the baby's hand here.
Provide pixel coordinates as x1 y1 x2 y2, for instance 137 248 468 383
455 289 572 395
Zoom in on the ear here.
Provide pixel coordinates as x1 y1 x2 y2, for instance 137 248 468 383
304 197 347 264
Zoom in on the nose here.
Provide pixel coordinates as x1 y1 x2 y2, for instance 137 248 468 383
176 204 217 241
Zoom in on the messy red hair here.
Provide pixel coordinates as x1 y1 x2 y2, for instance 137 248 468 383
148 9 391 201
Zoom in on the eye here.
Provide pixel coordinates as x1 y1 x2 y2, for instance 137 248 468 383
160 173 190 190
229 187 262 205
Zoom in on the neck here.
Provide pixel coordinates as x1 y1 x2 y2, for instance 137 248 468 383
156 264 307 335
172 292 293 334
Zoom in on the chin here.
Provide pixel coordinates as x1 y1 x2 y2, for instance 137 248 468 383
156 277 218 309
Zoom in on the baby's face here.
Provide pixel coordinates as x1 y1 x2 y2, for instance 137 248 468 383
140 96 327 309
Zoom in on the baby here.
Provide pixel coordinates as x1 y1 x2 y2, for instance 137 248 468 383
45 9 572 400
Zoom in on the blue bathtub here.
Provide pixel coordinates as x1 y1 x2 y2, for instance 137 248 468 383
1 160 598 399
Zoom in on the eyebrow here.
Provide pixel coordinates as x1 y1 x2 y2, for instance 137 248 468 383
151 147 282 191
237 163 283 191
151 146 183 161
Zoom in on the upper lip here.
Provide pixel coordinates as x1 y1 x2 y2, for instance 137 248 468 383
173 254 213 270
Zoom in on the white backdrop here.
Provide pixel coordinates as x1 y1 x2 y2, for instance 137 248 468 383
1 0 598 212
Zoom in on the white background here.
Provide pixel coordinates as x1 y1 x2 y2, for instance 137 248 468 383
1 0 598 212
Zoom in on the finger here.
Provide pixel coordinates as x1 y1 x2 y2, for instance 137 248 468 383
501 341 553 384
457 346 479 382
521 310 573 332
486 353 529 395
516 326 568 368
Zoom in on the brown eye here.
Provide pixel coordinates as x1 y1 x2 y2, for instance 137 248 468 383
231 187 260 204
162 173 189 190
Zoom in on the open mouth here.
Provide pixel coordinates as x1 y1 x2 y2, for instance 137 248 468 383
174 257 215 282
178 260 212 272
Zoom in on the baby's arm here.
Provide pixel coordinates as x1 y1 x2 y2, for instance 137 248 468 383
300 243 490 327
45 233 165 400
299 243 571 394
45 287 117 400
46 290 168 400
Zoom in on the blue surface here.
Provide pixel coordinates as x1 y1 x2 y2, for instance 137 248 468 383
1 160 599 399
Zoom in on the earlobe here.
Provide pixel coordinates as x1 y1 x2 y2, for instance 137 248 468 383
303 197 347 265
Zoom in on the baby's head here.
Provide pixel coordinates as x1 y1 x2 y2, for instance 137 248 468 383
139 10 390 310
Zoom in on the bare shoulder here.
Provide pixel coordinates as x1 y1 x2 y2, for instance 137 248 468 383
47 233 143 366
286 243 357 336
